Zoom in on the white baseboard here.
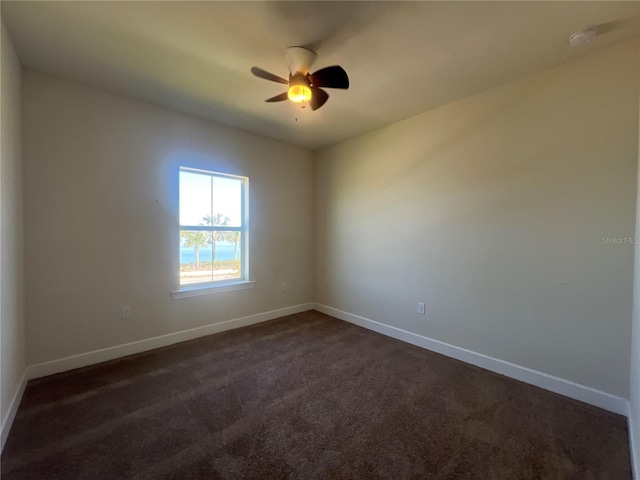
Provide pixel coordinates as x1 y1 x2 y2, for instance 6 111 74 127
1 369 28 451
26 303 314 380
629 404 639 480
315 303 629 416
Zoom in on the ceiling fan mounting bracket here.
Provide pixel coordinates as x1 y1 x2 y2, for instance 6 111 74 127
285 46 317 75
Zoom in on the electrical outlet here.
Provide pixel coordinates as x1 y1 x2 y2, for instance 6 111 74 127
417 302 426 315
121 306 132 320
281 282 288 292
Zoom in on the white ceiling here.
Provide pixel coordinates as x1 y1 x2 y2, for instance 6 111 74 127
2 1 639 149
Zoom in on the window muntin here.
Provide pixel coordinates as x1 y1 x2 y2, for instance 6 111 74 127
179 167 248 287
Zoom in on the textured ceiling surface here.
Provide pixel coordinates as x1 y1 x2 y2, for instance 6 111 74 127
2 1 639 149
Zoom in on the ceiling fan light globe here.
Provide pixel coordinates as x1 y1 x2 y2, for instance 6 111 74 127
288 85 312 103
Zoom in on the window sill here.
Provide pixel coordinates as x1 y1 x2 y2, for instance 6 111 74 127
171 280 255 300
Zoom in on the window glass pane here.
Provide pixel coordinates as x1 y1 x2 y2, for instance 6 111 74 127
212 231 242 282
180 230 213 285
211 176 242 227
180 171 212 226
178 167 247 288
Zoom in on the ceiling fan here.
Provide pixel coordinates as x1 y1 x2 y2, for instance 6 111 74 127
251 46 349 111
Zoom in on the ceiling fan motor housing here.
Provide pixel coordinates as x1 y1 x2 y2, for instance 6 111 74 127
289 72 310 88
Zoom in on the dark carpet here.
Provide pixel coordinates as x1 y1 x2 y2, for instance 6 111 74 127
1 310 631 479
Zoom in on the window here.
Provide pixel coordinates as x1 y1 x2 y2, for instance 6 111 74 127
177 167 249 292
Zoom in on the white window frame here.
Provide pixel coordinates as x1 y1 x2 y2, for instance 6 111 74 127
172 167 253 299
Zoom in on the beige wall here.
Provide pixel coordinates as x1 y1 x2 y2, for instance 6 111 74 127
22 72 314 365
1 21 26 435
315 39 639 398
628 49 640 475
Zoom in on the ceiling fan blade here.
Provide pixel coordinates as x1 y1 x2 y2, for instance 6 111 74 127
309 88 329 111
265 92 289 102
251 66 288 85
310 66 349 89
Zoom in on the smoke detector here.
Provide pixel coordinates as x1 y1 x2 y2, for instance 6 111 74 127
569 28 597 47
